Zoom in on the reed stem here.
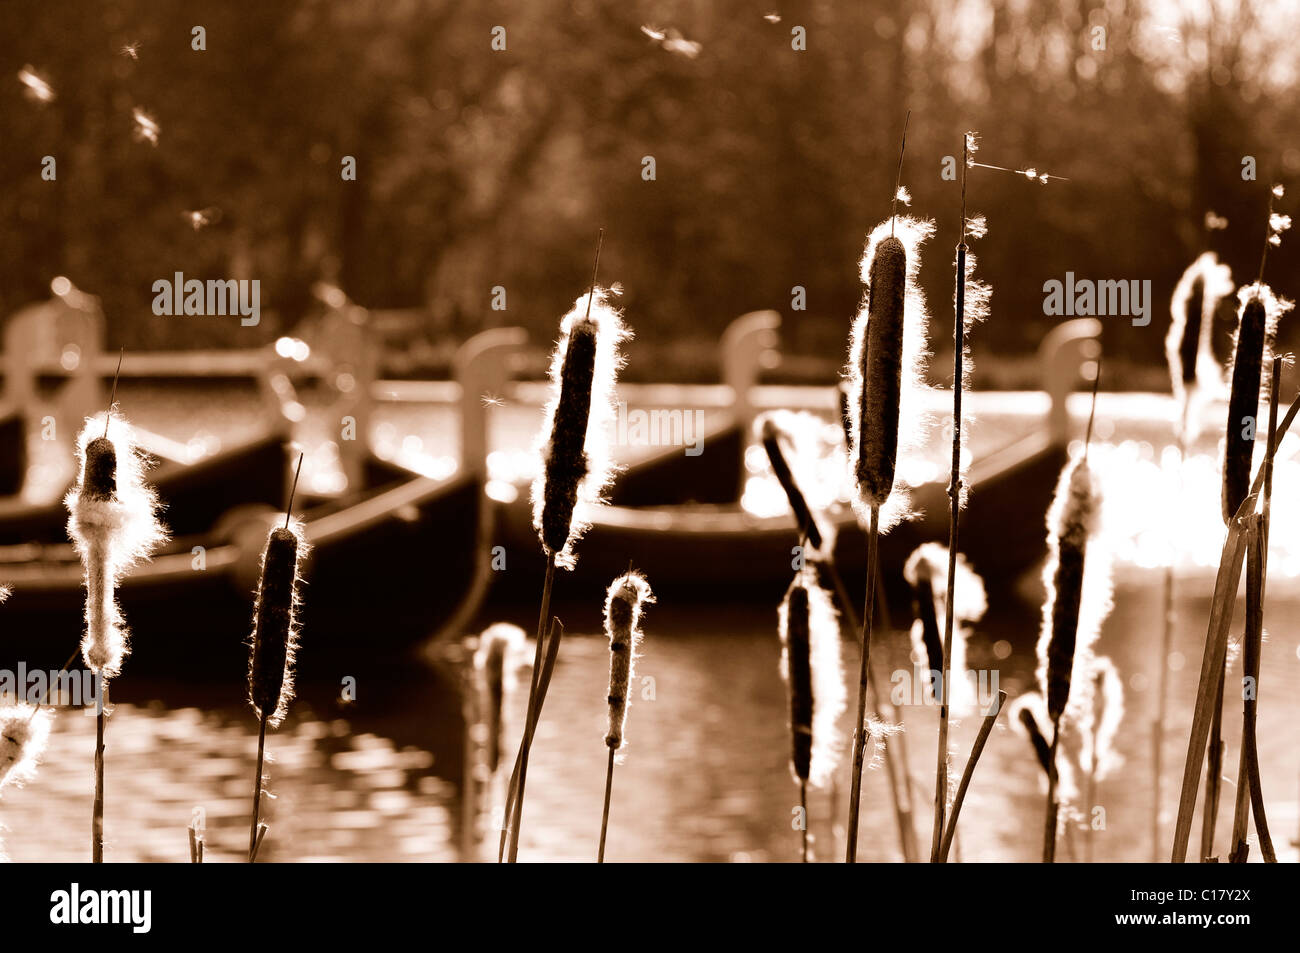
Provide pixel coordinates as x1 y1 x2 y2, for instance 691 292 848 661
937 690 1005 862
932 158 969 858
800 779 809 862
503 565 558 863
823 558 917 862
845 504 880 862
1152 416 1186 860
249 712 267 861
598 746 615 863
1200 663 1226 859
1042 714 1062 862
1171 387 1300 861
92 675 105 863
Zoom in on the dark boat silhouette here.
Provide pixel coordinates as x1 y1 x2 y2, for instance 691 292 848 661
489 318 1101 602
0 329 519 684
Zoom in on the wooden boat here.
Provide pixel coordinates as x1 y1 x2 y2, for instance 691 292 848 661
488 319 1101 601
0 329 520 684
0 427 292 546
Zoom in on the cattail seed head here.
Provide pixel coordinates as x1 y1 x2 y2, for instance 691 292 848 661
603 571 653 751
855 236 905 504
782 583 814 781
1077 655 1124 782
82 437 117 500
1036 458 1111 725
248 522 308 727
532 288 629 568
777 566 845 787
759 413 826 553
903 543 987 709
473 623 525 774
1008 692 1077 801
65 412 167 678
1167 253 1232 439
1221 284 1291 523
844 216 935 530
0 703 52 790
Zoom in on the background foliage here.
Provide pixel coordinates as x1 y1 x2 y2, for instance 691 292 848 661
3 0 1298 384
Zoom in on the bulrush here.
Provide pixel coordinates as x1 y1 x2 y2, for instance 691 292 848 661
598 571 653 862
760 414 824 553
246 515 308 862
778 566 845 862
904 543 986 710
65 413 167 680
1202 192 1290 858
1220 284 1290 523
1037 451 1111 862
248 524 306 729
844 208 936 863
531 287 629 570
766 406 919 862
0 703 52 790
1154 247 1232 858
508 236 632 863
1166 252 1232 437
845 215 936 531
64 410 166 863
1008 692 1078 817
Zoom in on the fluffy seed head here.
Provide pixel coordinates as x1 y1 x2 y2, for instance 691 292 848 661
845 215 936 530
1167 253 1233 439
758 413 827 556
248 522 308 727
1008 692 1077 802
604 571 653 751
777 566 845 787
531 287 629 568
1077 655 1125 782
65 412 168 677
903 543 987 709
1036 457 1111 725
0 704 52 790
1221 283 1292 523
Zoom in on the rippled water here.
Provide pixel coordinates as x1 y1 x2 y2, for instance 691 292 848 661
4 382 1299 862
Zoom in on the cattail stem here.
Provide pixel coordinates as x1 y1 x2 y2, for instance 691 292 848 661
1200 665 1226 859
499 618 563 859
937 690 1005 862
932 245 967 862
1168 386 1300 861
503 563 557 863
1152 423 1186 860
249 713 267 861
1229 516 1265 862
823 559 917 862
92 675 105 863
799 779 809 862
1042 715 1063 863
597 746 616 863
845 504 880 862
